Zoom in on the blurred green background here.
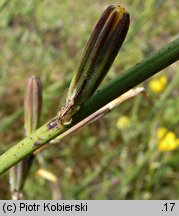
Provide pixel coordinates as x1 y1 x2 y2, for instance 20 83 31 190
0 0 179 199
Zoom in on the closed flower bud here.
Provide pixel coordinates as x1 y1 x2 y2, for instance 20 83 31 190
9 76 42 199
24 76 42 135
58 5 130 125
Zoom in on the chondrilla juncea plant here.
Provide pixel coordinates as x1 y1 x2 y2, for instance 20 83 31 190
0 4 178 199
7 5 130 199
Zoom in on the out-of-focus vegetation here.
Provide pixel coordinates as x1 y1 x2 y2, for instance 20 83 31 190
0 0 179 199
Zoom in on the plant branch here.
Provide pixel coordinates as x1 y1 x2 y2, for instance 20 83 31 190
51 87 144 142
0 37 178 175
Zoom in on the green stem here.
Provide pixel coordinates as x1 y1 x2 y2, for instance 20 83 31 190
75 37 179 122
0 37 178 175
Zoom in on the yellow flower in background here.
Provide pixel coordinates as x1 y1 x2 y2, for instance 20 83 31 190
157 128 179 152
149 75 167 93
116 115 130 129
157 127 167 139
176 139 179 146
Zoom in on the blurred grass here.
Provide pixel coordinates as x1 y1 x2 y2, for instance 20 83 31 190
0 0 179 199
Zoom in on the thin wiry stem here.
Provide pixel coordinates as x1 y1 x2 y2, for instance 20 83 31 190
0 37 178 175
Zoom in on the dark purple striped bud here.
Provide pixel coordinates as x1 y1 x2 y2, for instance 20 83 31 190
58 5 130 125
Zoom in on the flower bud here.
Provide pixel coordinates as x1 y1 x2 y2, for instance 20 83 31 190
24 76 42 135
9 76 42 199
58 5 130 124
